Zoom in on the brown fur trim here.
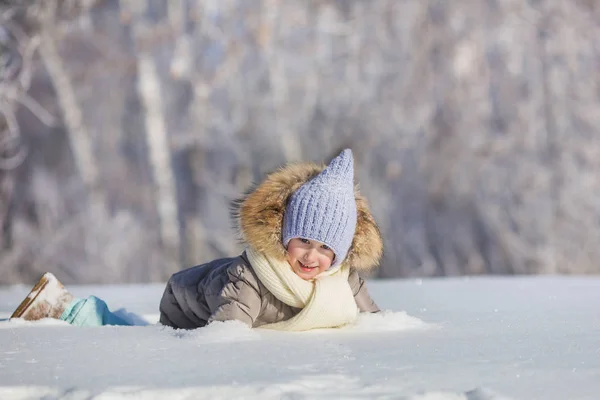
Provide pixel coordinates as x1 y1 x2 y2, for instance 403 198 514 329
231 162 383 272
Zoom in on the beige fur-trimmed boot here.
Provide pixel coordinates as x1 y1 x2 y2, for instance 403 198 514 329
10 272 74 321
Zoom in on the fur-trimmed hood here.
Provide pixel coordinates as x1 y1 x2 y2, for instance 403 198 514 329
232 161 383 273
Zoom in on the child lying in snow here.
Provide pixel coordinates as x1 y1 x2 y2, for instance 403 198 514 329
11 149 383 331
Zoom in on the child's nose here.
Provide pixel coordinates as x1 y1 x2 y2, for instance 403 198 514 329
303 248 318 261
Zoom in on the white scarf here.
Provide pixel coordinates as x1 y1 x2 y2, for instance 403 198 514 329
246 246 358 331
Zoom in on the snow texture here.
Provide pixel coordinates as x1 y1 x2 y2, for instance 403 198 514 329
1 276 599 400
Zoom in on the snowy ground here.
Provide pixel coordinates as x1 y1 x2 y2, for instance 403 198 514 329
1 276 599 400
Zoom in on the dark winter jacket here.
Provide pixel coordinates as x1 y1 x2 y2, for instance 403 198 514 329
159 161 384 329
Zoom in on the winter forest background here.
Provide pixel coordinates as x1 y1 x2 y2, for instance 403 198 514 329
0 0 599 284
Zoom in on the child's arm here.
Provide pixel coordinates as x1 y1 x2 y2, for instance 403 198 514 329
207 264 262 327
348 270 380 313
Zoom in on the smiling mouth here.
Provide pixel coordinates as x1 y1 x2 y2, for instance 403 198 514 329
298 261 317 272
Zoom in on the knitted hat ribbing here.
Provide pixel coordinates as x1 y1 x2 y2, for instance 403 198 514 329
282 149 357 267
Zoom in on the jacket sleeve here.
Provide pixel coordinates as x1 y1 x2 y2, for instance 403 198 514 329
207 264 262 327
159 278 193 329
348 270 380 313
159 266 211 330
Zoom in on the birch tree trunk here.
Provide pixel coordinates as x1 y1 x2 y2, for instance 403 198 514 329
38 3 104 212
123 0 181 273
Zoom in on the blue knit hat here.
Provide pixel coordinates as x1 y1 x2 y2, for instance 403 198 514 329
282 149 357 267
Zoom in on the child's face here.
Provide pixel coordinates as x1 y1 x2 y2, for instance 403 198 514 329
286 238 335 280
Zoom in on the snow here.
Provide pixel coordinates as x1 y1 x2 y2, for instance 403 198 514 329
1 276 599 400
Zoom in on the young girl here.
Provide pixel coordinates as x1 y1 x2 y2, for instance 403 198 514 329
11 149 383 331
